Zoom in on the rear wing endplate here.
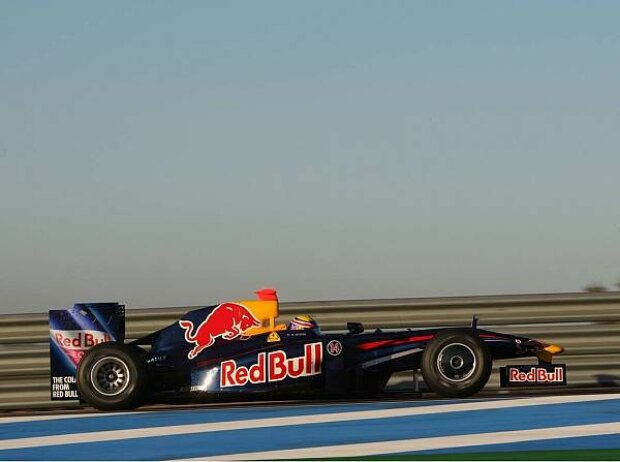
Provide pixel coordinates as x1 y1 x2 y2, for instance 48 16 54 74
49 303 125 401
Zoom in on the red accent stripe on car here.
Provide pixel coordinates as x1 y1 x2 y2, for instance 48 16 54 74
358 335 434 351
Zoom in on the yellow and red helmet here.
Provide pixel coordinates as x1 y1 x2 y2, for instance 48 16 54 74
288 314 319 331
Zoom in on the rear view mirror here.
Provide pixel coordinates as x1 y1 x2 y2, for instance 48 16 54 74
347 322 364 335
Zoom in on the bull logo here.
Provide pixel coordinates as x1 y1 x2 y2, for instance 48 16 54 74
178 303 261 359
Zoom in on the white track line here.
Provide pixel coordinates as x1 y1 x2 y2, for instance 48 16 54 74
189 422 620 460
0 393 618 451
0 399 450 425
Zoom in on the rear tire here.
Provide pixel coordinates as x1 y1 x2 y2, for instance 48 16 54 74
77 342 147 411
421 330 491 398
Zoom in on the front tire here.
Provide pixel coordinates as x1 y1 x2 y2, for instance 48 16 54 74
77 342 147 411
421 330 491 398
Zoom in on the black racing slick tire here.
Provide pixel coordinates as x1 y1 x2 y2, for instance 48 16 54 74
76 342 148 411
421 330 492 398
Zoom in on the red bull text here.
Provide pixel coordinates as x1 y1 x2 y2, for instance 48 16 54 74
508 366 564 383
51 329 112 365
220 342 323 388
178 303 261 359
499 364 567 387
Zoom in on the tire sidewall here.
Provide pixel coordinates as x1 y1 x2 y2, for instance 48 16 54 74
421 330 491 398
77 342 146 411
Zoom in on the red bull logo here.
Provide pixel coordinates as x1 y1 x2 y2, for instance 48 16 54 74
220 342 323 388
51 329 112 365
508 366 565 383
178 303 261 359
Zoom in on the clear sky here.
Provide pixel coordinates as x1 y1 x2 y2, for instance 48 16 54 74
1 1 619 314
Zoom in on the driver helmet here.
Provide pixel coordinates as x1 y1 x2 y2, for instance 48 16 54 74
288 314 319 332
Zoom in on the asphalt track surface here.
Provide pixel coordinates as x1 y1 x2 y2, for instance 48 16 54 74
0 387 615 418
1 390 620 460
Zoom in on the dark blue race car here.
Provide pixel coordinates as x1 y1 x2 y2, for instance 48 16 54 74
67 289 565 410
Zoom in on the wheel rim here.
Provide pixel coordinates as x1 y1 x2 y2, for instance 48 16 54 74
90 356 131 396
436 343 476 382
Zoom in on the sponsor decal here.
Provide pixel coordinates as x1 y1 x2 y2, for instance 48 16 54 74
50 375 79 399
220 342 322 388
49 303 124 401
146 355 167 364
178 303 261 359
500 364 566 387
51 329 112 365
267 331 281 343
327 339 343 356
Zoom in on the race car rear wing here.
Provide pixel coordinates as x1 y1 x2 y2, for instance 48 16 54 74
49 303 125 400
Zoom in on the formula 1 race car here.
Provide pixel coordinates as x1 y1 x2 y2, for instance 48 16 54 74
48 289 565 410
